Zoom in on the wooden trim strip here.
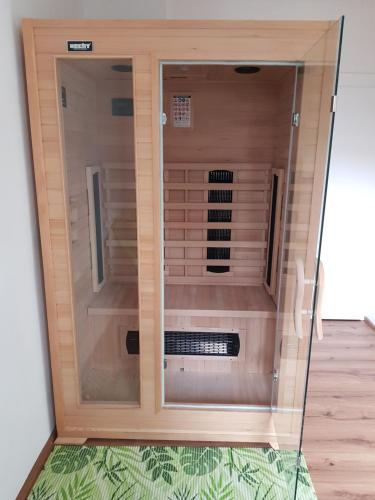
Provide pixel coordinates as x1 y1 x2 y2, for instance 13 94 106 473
165 240 267 249
165 276 263 285
164 162 271 170
165 222 267 230
107 240 137 248
104 182 136 189
165 258 265 267
26 18 333 30
164 182 270 191
164 202 268 210
102 162 135 170
22 20 65 431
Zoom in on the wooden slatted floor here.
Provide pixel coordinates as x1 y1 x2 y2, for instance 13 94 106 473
303 320 375 499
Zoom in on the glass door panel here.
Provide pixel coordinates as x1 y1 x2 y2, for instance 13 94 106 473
57 58 140 404
161 62 297 409
271 17 344 496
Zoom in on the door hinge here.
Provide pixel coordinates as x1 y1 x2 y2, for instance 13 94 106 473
296 454 302 469
292 112 300 127
330 95 337 113
162 112 167 125
272 369 279 382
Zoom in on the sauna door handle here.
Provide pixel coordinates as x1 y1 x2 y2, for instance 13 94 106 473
294 258 305 339
314 260 325 340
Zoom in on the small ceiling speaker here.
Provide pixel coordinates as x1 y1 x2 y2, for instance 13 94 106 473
234 66 261 74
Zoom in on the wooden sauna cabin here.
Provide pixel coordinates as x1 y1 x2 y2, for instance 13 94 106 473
22 18 343 446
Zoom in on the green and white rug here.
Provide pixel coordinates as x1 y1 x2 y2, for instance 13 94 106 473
29 445 316 500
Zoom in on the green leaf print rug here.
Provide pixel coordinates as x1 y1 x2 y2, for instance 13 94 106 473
28 445 317 500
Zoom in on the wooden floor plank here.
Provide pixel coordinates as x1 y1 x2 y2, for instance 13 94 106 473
303 320 375 500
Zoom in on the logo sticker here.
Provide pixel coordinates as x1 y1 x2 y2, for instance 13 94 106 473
67 41 93 52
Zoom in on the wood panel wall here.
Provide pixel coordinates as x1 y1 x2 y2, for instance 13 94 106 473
163 74 294 286
97 77 138 285
163 80 279 163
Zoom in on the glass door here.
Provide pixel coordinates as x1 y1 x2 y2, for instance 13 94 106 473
271 18 344 498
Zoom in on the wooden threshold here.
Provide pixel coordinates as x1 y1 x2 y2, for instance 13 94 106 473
85 438 271 449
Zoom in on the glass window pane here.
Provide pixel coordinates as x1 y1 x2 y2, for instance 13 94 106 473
57 59 139 404
161 63 296 407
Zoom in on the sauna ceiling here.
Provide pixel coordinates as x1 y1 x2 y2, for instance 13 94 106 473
163 64 294 83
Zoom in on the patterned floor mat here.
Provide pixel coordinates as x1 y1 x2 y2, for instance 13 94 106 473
28 445 316 499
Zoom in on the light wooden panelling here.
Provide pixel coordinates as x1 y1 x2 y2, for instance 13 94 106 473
23 18 340 445
162 67 295 286
162 74 276 285
164 162 272 285
165 372 272 406
95 68 137 285
164 315 276 405
163 78 278 163
83 314 140 404
164 285 276 406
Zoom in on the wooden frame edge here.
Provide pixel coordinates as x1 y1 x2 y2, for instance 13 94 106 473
21 18 335 31
22 21 64 432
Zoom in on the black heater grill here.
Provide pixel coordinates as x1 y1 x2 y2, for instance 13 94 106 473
207 209 232 223
164 331 240 357
207 170 233 273
126 331 139 355
208 190 233 203
266 174 279 287
125 330 240 357
208 170 233 183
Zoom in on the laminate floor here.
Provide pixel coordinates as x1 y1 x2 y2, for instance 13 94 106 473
303 320 375 500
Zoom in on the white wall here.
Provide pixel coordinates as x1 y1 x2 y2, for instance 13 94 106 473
79 0 375 319
80 0 167 18
0 1 80 499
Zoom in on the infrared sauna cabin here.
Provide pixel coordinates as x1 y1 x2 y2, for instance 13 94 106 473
23 18 343 452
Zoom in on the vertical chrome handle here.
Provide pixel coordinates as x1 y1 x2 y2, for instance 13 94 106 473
315 260 325 340
294 258 305 339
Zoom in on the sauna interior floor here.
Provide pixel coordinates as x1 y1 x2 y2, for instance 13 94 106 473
165 371 272 406
88 282 276 313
